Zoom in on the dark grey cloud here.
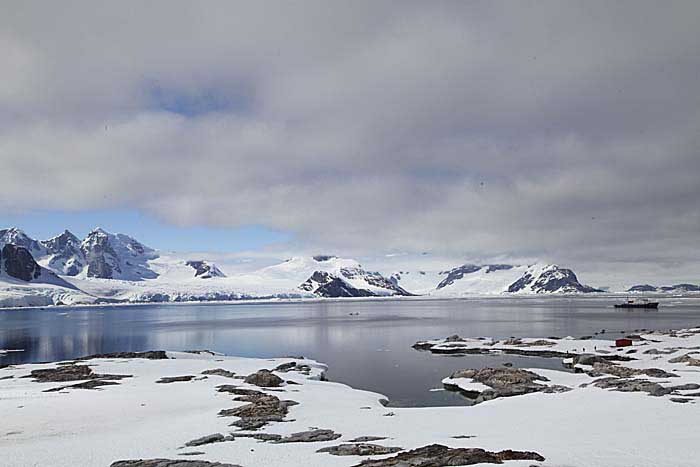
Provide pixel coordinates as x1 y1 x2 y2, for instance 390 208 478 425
1 1 699 275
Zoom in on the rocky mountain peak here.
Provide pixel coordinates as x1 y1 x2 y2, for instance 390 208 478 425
0 244 42 281
80 228 158 280
0 227 43 253
186 260 226 279
507 264 600 294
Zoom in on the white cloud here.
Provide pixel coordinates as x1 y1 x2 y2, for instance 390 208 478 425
1 1 699 273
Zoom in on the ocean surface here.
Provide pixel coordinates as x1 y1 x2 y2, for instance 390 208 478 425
2 297 699 406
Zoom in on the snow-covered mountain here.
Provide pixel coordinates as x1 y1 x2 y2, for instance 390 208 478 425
0 243 94 308
40 230 85 276
3 225 691 309
186 260 226 279
424 263 600 296
628 283 700 294
0 227 44 254
293 256 412 297
80 228 158 280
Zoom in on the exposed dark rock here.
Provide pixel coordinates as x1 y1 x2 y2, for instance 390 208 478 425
348 436 388 442
26 364 131 383
670 397 693 403
660 284 700 292
317 443 403 456
229 432 282 442
201 369 236 378
669 353 700 366
669 383 700 391
41 230 85 276
111 460 242 467
78 351 169 360
627 284 658 292
592 378 671 396
217 385 258 395
81 228 158 280
44 379 121 392
643 348 678 355
445 367 569 403
273 361 311 375
274 429 341 443
588 362 677 379
244 369 283 387
183 350 217 356
300 267 412 297
1 244 42 281
184 433 226 447
185 261 226 279
350 444 545 466
156 376 195 384
219 389 298 431
507 266 600 293
437 264 482 289
313 255 336 262
315 277 375 298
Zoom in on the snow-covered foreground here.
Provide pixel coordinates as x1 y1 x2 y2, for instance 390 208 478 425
2 330 700 466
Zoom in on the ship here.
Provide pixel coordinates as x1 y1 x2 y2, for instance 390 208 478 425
614 298 659 309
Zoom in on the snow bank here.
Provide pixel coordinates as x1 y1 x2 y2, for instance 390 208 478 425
3 329 700 466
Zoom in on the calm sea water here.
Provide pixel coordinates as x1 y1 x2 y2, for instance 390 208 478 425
2 297 699 406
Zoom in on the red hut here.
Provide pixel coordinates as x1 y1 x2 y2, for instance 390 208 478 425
615 338 633 347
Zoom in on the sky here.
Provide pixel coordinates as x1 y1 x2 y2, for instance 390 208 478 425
1 1 699 280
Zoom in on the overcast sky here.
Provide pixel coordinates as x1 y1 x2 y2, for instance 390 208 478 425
1 1 699 280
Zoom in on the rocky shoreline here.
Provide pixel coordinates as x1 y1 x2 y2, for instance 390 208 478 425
3 329 700 466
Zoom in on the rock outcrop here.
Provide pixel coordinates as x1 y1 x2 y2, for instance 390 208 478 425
351 444 545 467
186 260 226 279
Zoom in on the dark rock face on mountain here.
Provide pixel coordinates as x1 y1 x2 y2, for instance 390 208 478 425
300 267 412 298
41 230 85 276
661 283 700 292
299 271 332 292
436 264 481 289
316 277 375 297
313 255 336 262
186 260 226 279
0 243 78 289
82 231 119 278
1 244 42 281
81 228 158 280
508 266 600 293
628 284 658 292
340 267 411 295
627 283 700 293
437 264 515 289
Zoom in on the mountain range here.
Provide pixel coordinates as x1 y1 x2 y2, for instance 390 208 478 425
0 227 696 308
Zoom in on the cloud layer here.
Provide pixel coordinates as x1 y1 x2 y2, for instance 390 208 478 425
1 1 699 272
